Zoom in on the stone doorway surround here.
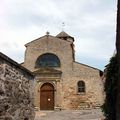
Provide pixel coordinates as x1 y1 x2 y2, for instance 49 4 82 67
33 68 62 110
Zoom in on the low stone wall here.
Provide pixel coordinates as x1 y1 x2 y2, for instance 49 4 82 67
0 55 35 120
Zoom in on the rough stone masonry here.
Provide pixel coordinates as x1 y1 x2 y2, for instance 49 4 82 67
0 52 35 120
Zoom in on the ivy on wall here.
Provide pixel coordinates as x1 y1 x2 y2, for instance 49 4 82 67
102 54 118 120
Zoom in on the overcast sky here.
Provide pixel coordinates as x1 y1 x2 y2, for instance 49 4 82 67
0 0 117 70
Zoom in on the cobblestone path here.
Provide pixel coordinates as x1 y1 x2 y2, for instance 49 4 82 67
34 109 104 120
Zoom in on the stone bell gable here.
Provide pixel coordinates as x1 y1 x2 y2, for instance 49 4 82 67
22 31 104 110
0 52 35 120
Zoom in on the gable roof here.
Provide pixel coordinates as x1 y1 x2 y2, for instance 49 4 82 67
25 34 72 47
56 31 74 41
25 35 47 47
56 31 71 37
74 61 102 71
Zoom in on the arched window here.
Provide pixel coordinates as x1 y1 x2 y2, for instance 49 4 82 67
35 53 60 68
77 81 85 93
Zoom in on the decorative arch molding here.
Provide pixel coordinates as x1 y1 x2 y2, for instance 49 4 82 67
35 53 61 68
39 81 56 91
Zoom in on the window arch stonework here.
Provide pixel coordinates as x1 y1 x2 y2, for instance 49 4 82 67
35 53 60 68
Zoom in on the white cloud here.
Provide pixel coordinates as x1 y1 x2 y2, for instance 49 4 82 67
0 0 117 70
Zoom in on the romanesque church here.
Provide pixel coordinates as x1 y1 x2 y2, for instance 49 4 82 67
22 31 104 110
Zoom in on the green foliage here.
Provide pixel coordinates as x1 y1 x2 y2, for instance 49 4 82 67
102 54 118 120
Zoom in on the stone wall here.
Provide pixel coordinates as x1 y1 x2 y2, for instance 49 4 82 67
61 62 104 109
0 54 35 120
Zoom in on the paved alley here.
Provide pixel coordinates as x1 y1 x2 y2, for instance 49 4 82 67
34 109 104 120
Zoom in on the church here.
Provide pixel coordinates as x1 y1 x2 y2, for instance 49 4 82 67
22 31 104 110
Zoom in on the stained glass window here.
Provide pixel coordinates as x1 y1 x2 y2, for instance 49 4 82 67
36 53 60 67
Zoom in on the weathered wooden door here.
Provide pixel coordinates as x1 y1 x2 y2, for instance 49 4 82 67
40 83 54 110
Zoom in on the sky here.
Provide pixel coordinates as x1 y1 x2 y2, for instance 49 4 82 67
0 0 117 70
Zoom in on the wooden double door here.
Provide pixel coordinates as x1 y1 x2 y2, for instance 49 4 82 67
40 83 54 110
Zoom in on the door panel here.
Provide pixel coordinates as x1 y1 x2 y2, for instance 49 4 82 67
40 83 54 110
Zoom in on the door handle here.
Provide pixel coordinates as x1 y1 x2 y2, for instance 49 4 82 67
48 98 51 101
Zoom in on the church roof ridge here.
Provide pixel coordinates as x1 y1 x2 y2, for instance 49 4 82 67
56 31 70 37
25 34 53 47
25 33 72 47
56 31 74 40
74 61 103 71
0 52 34 76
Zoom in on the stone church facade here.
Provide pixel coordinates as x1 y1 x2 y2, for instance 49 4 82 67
22 31 104 110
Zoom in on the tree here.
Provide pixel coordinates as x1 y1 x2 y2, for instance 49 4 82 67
102 54 118 120
116 0 120 119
